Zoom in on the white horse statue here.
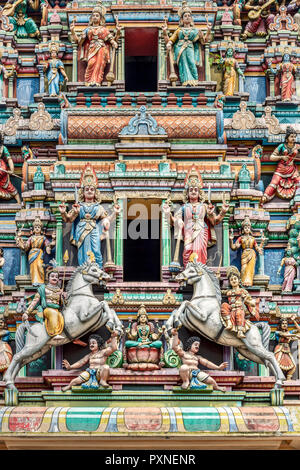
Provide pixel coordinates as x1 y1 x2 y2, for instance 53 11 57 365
165 260 285 386
4 260 123 389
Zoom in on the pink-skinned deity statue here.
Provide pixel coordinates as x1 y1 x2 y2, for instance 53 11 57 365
163 168 229 268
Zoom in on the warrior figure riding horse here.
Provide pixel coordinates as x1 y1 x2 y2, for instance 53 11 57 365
4 259 123 389
165 258 285 385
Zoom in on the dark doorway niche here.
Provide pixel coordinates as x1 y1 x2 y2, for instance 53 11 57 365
125 28 158 92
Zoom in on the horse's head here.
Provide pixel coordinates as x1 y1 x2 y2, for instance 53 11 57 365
176 261 204 285
81 262 111 285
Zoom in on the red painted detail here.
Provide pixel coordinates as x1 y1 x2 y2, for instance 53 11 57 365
9 407 46 432
124 407 162 431
239 407 279 432
125 28 158 57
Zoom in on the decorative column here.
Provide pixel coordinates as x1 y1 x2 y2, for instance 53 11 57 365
158 30 167 82
20 250 28 275
55 211 63 266
161 199 171 267
267 70 275 97
238 64 246 93
71 41 78 82
116 29 125 82
204 44 211 82
222 213 230 267
8 74 14 99
114 198 123 267
37 64 45 94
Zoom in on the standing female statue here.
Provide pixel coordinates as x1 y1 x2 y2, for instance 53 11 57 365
162 1 212 86
0 133 21 204
44 42 68 96
16 217 56 286
219 46 244 96
277 248 298 293
261 126 300 204
268 53 296 102
163 168 229 268
274 316 300 380
229 217 265 287
59 164 120 268
70 1 121 86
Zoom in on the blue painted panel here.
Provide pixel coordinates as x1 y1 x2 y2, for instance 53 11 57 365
244 76 266 104
264 248 285 285
3 248 20 284
17 78 39 107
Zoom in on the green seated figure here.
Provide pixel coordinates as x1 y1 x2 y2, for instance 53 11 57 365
125 304 163 349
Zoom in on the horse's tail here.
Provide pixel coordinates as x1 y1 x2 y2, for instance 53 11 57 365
15 323 27 353
255 322 271 350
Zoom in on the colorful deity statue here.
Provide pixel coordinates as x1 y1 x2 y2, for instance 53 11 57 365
162 1 212 86
229 217 265 287
70 1 121 86
170 328 228 391
0 314 13 379
59 164 120 268
221 266 260 339
274 316 300 380
44 42 68 96
2 0 42 39
241 0 278 40
62 332 119 391
277 248 298 293
15 217 56 286
219 46 244 96
0 60 14 101
268 53 296 102
261 126 300 205
124 305 164 371
0 133 21 204
22 267 65 340
163 168 229 268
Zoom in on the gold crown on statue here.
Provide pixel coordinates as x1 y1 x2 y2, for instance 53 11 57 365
92 1 106 18
178 1 192 18
80 164 98 189
241 216 252 229
49 42 59 54
137 304 148 320
33 216 43 228
226 265 240 279
184 167 203 189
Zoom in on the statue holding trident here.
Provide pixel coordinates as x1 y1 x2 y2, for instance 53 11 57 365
58 164 120 268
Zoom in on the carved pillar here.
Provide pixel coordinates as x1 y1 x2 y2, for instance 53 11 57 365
8 75 14 99
204 44 211 82
222 214 230 267
37 64 45 94
268 71 275 97
238 64 246 93
20 250 28 275
161 199 171 267
158 30 167 81
71 41 78 82
114 198 123 267
116 29 125 82
55 212 63 266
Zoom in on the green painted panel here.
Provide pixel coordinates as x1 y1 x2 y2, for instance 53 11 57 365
181 407 220 432
66 407 105 432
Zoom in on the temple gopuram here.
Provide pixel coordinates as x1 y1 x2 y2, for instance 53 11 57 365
0 0 299 452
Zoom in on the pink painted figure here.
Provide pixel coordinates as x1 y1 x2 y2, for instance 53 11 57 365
241 0 277 40
277 249 297 293
269 53 296 102
163 168 229 267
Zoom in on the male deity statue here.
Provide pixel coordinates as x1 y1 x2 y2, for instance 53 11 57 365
171 328 228 391
163 168 229 268
62 331 119 391
0 132 21 204
241 0 278 40
22 267 65 341
2 0 44 39
59 164 120 268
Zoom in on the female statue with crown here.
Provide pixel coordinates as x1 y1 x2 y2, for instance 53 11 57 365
70 1 121 86
229 217 265 287
162 1 212 86
221 266 260 339
59 165 120 268
219 46 244 96
16 216 56 286
44 42 68 97
163 168 229 268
